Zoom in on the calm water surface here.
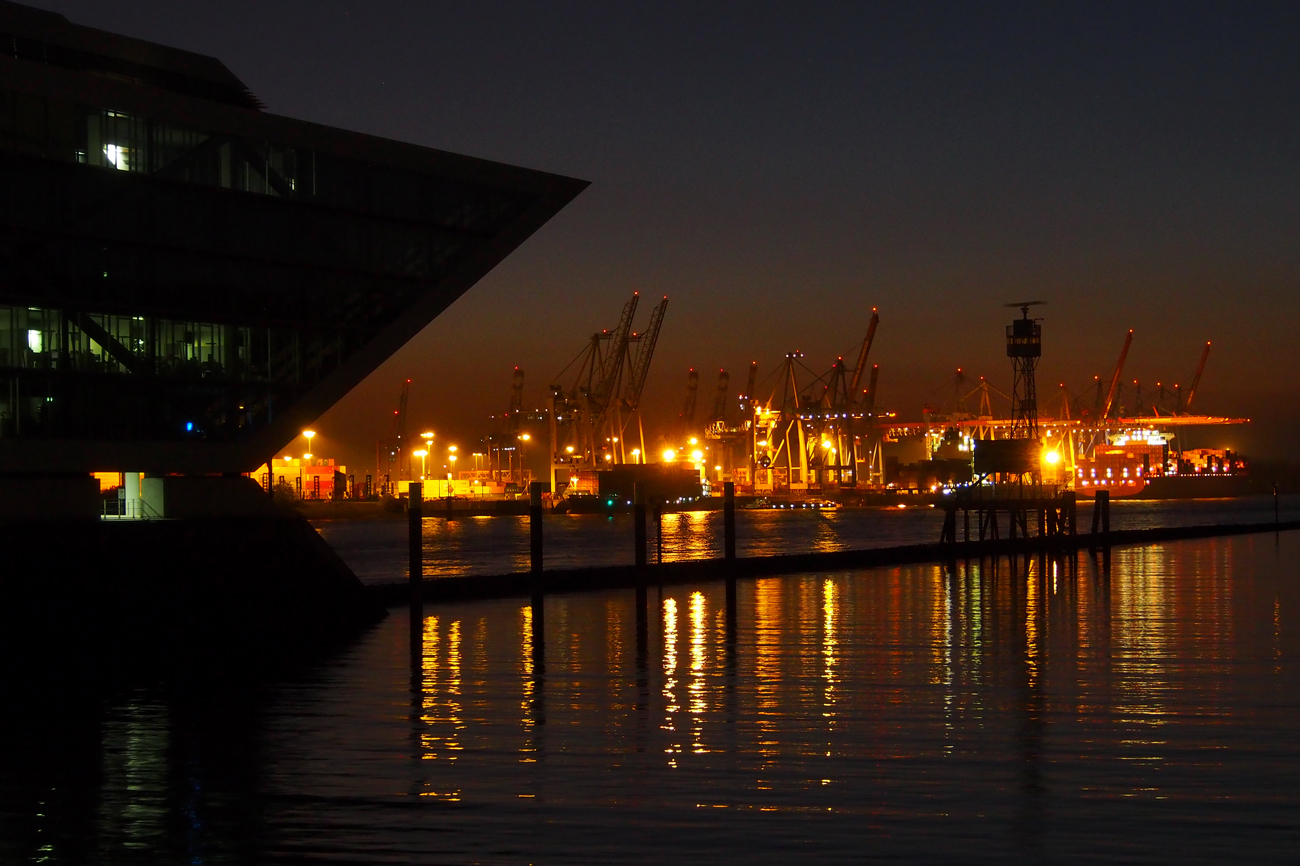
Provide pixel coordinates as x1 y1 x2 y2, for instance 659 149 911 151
315 494 1300 583
3 532 1299 863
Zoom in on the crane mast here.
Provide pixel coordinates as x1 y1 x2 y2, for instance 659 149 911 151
620 296 668 414
590 292 639 414
1182 341 1211 412
710 370 730 421
615 295 668 461
864 364 879 415
1100 329 1133 421
848 307 880 404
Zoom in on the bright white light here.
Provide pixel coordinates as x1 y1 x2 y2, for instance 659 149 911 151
104 144 129 169
663 449 677 462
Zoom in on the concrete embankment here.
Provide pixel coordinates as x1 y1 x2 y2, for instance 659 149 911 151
378 519 1300 607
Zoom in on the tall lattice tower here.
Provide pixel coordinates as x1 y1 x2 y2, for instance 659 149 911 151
1006 302 1044 440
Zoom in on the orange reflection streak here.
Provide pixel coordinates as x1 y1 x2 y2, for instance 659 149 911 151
811 514 842 554
942 567 955 751
607 599 623 681
1112 547 1174 769
966 561 984 683
1025 560 1039 689
519 604 536 762
473 617 488 676
754 579 781 766
689 591 708 753
929 566 945 684
662 597 680 766
822 579 838 740
417 615 462 800
447 620 462 757
422 614 439 731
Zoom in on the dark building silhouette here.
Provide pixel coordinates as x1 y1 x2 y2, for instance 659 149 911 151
0 0 585 503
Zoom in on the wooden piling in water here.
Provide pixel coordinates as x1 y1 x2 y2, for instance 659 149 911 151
529 481 544 602
634 482 648 568
408 482 423 604
655 504 663 565
723 481 736 562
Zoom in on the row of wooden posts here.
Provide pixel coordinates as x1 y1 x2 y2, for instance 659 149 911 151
408 480 739 601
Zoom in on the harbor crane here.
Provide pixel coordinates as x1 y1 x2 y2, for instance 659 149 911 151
549 292 668 487
611 295 668 462
750 306 882 494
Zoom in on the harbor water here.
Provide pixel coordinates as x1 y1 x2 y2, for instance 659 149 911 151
2 528 1299 863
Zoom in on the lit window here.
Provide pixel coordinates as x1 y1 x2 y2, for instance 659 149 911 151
27 330 42 352
104 144 131 170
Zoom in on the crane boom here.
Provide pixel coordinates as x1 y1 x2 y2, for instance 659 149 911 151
711 369 730 421
847 307 880 403
591 292 639 410
1100 329 1133 421
621 296 668 411
680 368 700 431
1183 341 1211 412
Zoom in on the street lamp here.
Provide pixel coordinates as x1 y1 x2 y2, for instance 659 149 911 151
412 449 428 480
631 448 641 464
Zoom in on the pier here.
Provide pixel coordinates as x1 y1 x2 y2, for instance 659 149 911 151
384 495 1299 606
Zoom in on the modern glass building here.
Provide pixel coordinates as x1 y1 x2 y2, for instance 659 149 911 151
0 0 585 478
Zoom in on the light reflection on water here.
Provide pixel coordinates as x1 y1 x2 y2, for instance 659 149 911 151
315 494 1300 583
3 534 1300 862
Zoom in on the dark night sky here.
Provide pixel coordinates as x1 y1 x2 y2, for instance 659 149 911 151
26 1 1300 469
